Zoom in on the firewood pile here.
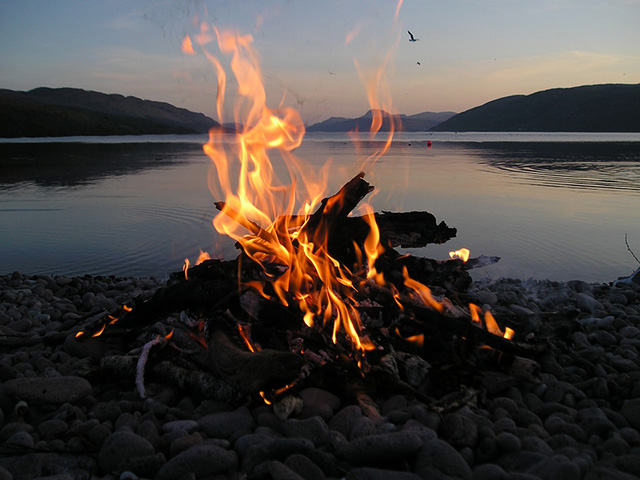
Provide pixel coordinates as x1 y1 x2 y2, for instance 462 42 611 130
77 173 543 413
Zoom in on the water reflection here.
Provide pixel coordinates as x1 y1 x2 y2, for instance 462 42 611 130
462 142 640 193
0 142 202 189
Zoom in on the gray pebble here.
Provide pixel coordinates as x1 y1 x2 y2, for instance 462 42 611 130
344 430 423 465
0 376 92 404
414 439 472 479
298 387 340 420
197 406 255 439
285 453 326 480
156 444 237 480
328 405 362 438
346 467 422 479
98 430 155 473
282 416 331 446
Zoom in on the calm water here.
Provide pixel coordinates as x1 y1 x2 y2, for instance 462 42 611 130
1 132 640 283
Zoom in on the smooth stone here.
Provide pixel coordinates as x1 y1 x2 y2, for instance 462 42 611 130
253 460 304 480
350 416 377 440
119 453 166 479
156 444 237 480
37 418 68 441
496 431 521 453
169 432 203 457
346 467 422 479
344 431 423 465
0 376 92 404
472 463 506 480
160 419 199 434
526 454 582 480
284 453 326 480
242 438 314 476
298 387 341 420
440 412 478 449
63 334 108 359
620 399 640 430
197 406 255 439
98 431 155 474
328 405 363 438
414 439 472 480
281 416 331 446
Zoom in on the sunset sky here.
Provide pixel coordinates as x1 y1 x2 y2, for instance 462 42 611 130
1 0 638 124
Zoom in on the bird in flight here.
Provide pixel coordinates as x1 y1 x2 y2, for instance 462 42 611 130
408 31 419 42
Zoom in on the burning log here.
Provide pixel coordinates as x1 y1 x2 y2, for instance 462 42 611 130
73 173 540 408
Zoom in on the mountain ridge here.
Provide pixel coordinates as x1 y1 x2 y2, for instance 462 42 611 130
431 83 640 132
0 87 220 138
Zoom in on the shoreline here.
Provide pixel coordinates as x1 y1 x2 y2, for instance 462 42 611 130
1 271 640 479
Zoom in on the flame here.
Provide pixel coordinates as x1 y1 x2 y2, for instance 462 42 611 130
469 303 513 339
395 328 424 347
183 258 190 280
449 248 470 262
182 35 195 55
504 327 515 340
402 266 444 313
91 323 106 338
183 249 212 280
238 324 259 352
192 26 379 353
184 4 513 362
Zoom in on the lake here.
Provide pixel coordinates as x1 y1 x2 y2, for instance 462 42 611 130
1 132 640 283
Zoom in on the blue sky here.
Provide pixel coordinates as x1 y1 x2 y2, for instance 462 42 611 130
1 0 639 124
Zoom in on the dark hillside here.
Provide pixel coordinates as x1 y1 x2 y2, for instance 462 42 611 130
0 87 219 138
431 84 640 132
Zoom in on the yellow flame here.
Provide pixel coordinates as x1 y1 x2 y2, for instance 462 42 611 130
403 266 444 312
449 248 470 262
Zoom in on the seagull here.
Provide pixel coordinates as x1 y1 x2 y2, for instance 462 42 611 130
408 30 419 42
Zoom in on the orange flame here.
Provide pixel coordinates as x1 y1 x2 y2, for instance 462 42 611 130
449 248 470 262
402 266 444 313
192 25 378 353
182 35 195 55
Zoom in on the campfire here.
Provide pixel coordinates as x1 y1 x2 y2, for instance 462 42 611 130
76 21 541 414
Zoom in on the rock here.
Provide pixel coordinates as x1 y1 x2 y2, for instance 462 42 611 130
620 399 640 430
414 439 472 480
119 453 166 478
156 444 237 480
63 334 108 359
37 418 68 441
98 431 155 474
350 416 377 440
344 431 423 465
298 388 341 420
197 406 255 439
575 293 604 314
496 432 521 453
328 405 363 438
281 416 331 446
0 376 92 404
472 463 506 480
284 454 326 480
346 467 423 479
440 412 478 449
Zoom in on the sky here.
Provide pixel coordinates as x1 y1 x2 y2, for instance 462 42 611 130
1 0 639 124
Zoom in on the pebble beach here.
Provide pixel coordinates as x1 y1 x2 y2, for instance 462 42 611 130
1 270 640 480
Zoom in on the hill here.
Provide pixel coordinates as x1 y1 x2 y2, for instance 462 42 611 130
430 84 640 132
0 87 220 138
306 110 456 132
